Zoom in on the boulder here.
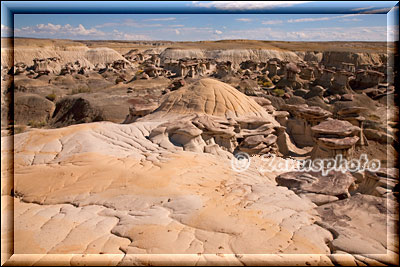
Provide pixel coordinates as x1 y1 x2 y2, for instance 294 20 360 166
49 96 105 128
340 94 354 101
364 128 395 144
311 119 360 137
304 85 325 99
14 94 55 125
276 171 355 199
310 119 361 159
123 102 159 124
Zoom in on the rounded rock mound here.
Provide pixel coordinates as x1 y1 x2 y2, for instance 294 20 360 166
152 78 270 119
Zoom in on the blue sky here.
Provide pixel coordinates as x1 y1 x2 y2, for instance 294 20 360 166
1 1 399 41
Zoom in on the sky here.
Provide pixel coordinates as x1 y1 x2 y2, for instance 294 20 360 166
1 1 399 42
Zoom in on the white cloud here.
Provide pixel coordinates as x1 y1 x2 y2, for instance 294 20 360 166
236 18 252 22
95 19 162 28
110 29 150 40
215 30 223 34
284 26 387 41
360 7 391 14
155 26 216 40
143 17 176 21
14 23 151 40
340 18 362 22
214 25 387 41
1 24 13 37
387 25 399 41
192 1 311 10
288 17 330 23
94 22 119 28
262 20 284 25
287 14 364 23
15 23 105 37
351 6 374 11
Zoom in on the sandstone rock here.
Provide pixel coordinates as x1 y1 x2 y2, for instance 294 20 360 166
273 111 289 127
315 69 334 89
329 71 353 95
304 85 325 99
336 106 368 116
317 194 398 255
276 171 355 198
364 128 394 144
149 78 274 120
237 79 261 96
293 89 308 97
340 94 354 101
283 104 332 148
311 119 360 137
123 102 159 124
50 96 105 127
311 119 361 159
14 94 55 125
295 105 332 122
300 193 339 206
317 136 359 149
2 40 396 266
351 70 385 90
357 169 399 197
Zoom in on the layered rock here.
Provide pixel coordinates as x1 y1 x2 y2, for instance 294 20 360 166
276 171 355 204
356 168 399 198
148 113 281 157
275 62 306 90
310 119 360 159
329 70 354 95
123 102 159 124
148 78 274 120
336 106 368 146
284 104 332 147
315 68 334 89
316 194 398 256
303 85 325 99
351 69 385 90
143 79 295 156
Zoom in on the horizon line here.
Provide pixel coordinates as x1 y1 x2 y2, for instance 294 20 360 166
4 36 394 43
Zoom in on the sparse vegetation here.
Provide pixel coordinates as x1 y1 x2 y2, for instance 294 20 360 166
12 125 27 135
272 88 285 97
28 120 47 128
45 93 57 102
69 87 92 95
262 81 273 87
367 114 380 121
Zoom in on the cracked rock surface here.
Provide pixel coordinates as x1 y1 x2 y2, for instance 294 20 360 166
2 78 398 266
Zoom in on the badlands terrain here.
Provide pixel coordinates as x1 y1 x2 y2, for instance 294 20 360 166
1 37 399 265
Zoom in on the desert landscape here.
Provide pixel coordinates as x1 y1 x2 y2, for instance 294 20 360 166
1 35 399 266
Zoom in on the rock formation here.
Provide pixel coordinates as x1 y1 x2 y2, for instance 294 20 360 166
351 69 385 90
1 38 397 266
14 94 55 125
284 104 332 147
336 106 368 146
276 170 355 204
310 119 361 159
149 78 274 119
